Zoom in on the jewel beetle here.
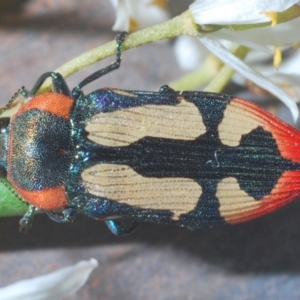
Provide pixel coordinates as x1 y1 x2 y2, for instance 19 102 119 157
2 32 300 235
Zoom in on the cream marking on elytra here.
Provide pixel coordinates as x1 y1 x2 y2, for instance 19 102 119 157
85 97 206 147
81 164 202 220
216 177 260 221
218 101 261 147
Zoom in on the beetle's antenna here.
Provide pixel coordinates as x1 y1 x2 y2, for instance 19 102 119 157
0 87 25 117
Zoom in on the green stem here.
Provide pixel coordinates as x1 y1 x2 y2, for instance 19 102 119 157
38 10 198 94
0 180 28 217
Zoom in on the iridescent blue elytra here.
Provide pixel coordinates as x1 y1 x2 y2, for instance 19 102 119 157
2 32 300 235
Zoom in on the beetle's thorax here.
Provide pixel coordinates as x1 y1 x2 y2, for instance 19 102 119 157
7 93 75 210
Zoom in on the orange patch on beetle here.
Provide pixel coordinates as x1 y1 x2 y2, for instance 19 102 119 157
9 182 68 210
13 92 74 120
219 98 300 162
218 171 300 224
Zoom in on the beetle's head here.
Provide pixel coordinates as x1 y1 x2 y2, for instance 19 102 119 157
0 117 10 170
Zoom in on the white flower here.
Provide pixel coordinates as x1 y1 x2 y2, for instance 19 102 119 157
109 0 170 31
190 0 299 25
188 0 300 121
209 18 300 49
0 259 98 300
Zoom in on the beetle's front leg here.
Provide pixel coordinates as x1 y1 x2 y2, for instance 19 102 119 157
19 205 36 233
27 72 70 97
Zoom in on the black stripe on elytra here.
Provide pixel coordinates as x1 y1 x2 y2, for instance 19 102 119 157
84 125 296 199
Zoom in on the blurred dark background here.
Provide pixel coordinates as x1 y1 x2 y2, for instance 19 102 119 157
0 1 300 299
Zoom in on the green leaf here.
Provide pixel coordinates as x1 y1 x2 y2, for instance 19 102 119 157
0 179 27 217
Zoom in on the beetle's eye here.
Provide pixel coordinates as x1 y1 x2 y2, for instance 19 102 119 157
0 117 10 133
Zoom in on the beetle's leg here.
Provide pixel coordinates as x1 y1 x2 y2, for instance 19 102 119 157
72 31 128 99
27 72 70 97
158 85 175 93
44 206 77 223
19 205 36 233
105 219 139 236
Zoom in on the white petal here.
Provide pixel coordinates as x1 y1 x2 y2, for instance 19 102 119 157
251 48 300 77
210 17 300 46
111 0 169 31
0 259 98 300
133 4 170 29
174 36 210 70
190 0 299 25
244 49 274 64
198 36 299 121
109 0 118 9
278 48 300 74
112 1 130 31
